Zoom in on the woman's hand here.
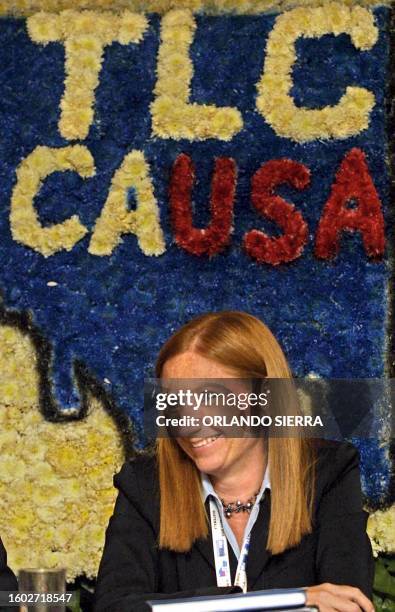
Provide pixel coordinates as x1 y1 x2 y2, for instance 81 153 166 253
304 583 375 612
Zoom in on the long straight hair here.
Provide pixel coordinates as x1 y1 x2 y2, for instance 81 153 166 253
155 311 316 554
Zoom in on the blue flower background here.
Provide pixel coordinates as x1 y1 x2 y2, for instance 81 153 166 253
0 8 392 503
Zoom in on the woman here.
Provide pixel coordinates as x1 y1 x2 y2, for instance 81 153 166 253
94 311 374 612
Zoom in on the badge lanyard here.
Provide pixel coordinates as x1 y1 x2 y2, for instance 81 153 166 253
209 499 250 593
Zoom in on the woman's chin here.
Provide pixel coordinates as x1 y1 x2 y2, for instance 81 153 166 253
187 435 228 473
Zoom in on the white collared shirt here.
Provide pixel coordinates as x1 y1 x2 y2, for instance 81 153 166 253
201 465 271 560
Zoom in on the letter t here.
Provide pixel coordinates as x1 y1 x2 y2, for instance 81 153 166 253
27 10 148 140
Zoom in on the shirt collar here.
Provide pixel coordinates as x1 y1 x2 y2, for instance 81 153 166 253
201 464 271 505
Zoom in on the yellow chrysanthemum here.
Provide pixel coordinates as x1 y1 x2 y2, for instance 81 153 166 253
35 505 57 523
29 461 58 485
0 456 26 482
9 509 35 531
367 506 395 556
27 11 62 42
118 12 148 44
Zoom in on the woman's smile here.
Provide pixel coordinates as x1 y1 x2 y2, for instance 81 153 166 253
189 434 222 450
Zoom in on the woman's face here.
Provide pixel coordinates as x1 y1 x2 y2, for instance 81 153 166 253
161 351 265 478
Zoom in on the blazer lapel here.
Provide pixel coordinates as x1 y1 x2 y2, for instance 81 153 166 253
246 489 272 589
194 535 216 572
194 499 216 571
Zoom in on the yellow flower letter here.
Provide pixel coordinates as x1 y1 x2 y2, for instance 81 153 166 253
11 145 94 257
89 150 165 257
27 10 148 140
256 3 378 142
151 9 243 140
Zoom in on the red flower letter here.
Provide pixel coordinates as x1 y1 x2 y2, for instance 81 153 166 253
315 148 385 260
169 154 237 257
243 159 310 265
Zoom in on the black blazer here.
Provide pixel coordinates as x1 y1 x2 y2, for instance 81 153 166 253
94 440 374 612
0 537 17 591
